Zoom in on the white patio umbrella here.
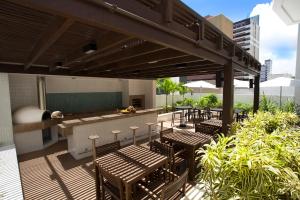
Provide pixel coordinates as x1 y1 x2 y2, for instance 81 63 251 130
260 77 300 107
184 80 216 93
184 80 216 88
234 79 249 88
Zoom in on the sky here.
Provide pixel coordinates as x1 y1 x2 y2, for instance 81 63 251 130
182 0 298 75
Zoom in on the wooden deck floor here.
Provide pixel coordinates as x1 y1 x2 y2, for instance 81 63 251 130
18 140 96 200
18 140 197 200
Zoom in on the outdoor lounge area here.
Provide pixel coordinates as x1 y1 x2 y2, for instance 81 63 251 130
1 0 300 200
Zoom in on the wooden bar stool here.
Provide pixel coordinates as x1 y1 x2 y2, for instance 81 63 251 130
88 135 100 162
159 120 165 132
129 126 139 145
88 135 100 200
145 122 154 143
112 130 121 142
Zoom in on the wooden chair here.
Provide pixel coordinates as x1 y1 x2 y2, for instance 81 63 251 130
159 128 173 142
89 136 121 161
195 123 220 135
99 166 124 200
171 111 181 127
136 169 189 200
150 140 186 175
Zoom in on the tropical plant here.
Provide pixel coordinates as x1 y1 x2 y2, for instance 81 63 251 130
282 99 296 113
234 102 253 113
169 81 178 108
198 111 300 199
156 78 174 112
259 94 278 113
177 82 192 99
197 94 220 108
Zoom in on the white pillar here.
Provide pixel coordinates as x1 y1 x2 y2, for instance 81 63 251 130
295 25 300 105
0 73 14 146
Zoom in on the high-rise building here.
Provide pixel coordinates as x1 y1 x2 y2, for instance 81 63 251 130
233 16 260 59
260 59 272 82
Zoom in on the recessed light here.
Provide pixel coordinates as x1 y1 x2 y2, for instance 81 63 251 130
105 69 112 72
82 42 97 54
55 62 63 68
148 60 158 64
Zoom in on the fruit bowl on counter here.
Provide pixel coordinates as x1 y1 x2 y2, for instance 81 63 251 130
120 106 136 114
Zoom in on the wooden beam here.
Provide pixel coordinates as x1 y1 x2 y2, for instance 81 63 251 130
231 44 236 57
8 0 229 66
218 35 223 50
222 61 234 135
101 63 220 77
126 65 223 76
123 68 223 79
24 18 74 70
162 0 173 23
86 49 186 75
74 42 166 72
63 34 133 68
253 74 260 113
107 57 205 74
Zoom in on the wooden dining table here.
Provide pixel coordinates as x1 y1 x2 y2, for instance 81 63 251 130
161 130 213 180
198 119 222 133
95 145 168 200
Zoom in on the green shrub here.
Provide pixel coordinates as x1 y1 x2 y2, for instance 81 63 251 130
197 94 220 108
282 99 296 113
198 111 300 199
234 102 253 113
178 98 195 106
259 94 278 113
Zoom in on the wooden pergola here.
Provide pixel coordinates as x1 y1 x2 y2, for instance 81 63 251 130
0 0 261 133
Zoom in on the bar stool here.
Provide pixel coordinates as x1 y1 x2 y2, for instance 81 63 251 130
145 122 154 143
171 111 182 127
129 126 139 145
158 120 165 132
88 135 100 163
112 130 121 141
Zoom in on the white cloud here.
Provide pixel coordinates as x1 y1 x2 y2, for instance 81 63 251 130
250 2 298 75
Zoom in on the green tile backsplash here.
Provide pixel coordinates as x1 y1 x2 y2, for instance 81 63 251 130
46 92 122 113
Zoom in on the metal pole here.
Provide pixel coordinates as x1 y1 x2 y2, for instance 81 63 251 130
280 86 282 108
253 75 260 113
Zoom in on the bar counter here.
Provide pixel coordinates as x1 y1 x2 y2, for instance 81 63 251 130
58 108 161 160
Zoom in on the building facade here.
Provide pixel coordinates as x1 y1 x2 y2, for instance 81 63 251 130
233 16 260 59
260 59 272 82
206 14 233 39
273 0 300 105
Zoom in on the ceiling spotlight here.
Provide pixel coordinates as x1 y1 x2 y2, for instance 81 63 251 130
55 62 63 68
105 69 112 72
148 60 158 64
82 41 97 54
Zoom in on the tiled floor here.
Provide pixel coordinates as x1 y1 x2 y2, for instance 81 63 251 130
18 122 205 200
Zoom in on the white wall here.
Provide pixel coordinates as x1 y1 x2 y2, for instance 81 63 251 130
0 73 14 146
9 74 38 111
128 79 156 108
8 74 156 112
156 90 294 108
46 76 123 93
295 25 300 105
14 130 43 154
